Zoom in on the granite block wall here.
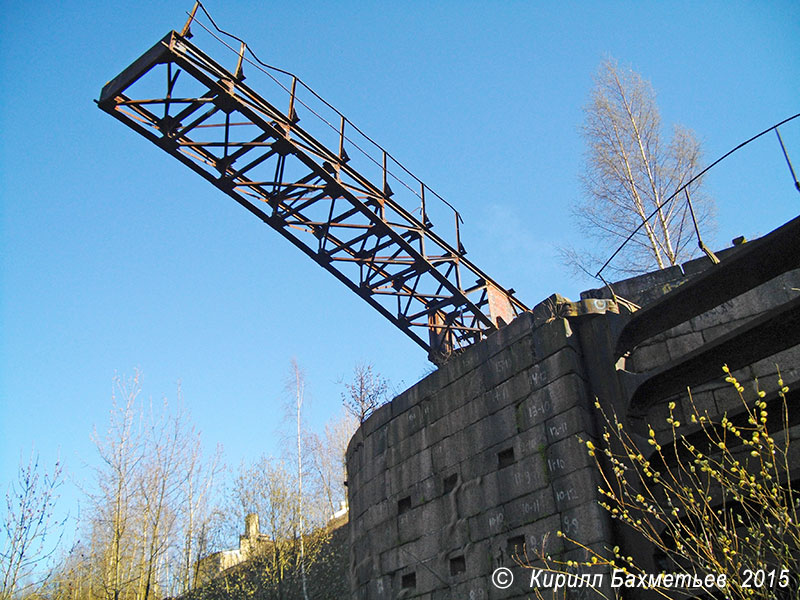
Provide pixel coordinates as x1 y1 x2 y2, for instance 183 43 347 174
347 261 800 600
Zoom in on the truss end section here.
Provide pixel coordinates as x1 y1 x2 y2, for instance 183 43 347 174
485 281 517 328
98 32 178 108
427 310 454 366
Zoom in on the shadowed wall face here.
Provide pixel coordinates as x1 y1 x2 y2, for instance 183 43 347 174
346 310 610 599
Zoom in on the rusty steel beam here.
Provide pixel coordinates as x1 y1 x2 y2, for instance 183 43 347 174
97 30 526 363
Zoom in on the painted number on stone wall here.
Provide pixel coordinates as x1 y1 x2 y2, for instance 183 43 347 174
556 487 579 503
489 512 504 530
514 470 534 487
562 515 579 535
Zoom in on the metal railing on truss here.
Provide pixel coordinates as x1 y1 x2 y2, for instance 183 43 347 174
182 1 468 256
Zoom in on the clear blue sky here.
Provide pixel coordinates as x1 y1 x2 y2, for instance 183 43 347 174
2 1 798 540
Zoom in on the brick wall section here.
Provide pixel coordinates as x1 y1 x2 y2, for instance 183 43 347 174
347 311 610 600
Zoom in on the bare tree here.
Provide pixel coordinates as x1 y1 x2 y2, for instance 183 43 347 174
565 58 714 276
136 396 196 600
90 372 143 600
307 410 358 516
341 362 389 423
176 432 222 595
286 359 310 600
1 451 65 600
230 456 298 599
84 373 219 600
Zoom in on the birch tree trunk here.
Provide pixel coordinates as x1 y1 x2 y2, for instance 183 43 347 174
564 58 714 277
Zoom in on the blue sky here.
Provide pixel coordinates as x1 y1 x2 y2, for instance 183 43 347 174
1 1 799 540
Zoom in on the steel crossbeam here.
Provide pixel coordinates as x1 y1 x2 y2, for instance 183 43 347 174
98 29 526 362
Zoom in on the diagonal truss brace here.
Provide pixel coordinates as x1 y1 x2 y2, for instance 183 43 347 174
98 30 527 363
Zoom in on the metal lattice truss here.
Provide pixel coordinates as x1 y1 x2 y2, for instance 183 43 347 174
98 27 527 362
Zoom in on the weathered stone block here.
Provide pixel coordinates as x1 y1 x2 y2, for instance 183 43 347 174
495 454 549 503
369 515 399 555
450 391 489 430
646 393 687 435
354 553 375 585
526 513 564 558
527 348 584 393
493 371 533 413
666 331 705 362
517 373 589 429
361 402 392 438
361 500 391 532
421 391 452 428
544 406 595 445
545 435 593 480
392 449 434 497
629 340 669 373
442 492 470 531
366 574 394 600
454 475 485 520
516 423 548 461
458 442 499 483
698 314 751 345
558 503 612 547
685 388 716 419
362 472 389 508
440 577 489 600
467 504 508 543
390 388 415 420
749 346 800 383
477 348 517 390
551 467 598 512
429 436 458 474
347 427 364 464
425 412 451 448
441 338 487 384
395 532 444 584
657 318 695 339
502 487 557 530
398 505 427 544
378 546 402 578
460 405 517 458
485 314 535 361
394 426 427 464
712 381 746 415
362 444 387 484
406 403 426 436
532 318 578 361
689 298 747 331
507 336 536 375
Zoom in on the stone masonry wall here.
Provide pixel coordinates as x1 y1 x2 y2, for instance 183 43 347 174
346 310 611 599
583 265 800 437
347 256 800 600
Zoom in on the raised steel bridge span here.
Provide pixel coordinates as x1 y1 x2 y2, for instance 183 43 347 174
97 5 526 364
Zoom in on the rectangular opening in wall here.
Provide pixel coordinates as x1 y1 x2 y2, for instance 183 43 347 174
401 572 416 590
398 496 412 515
498 447 515 469
507 535 526 560
449 555 466 576
443 473 458 494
